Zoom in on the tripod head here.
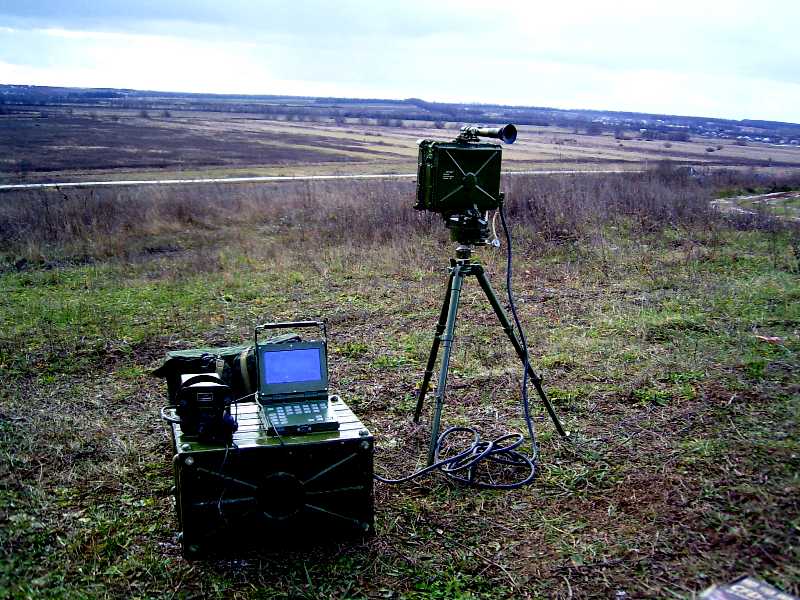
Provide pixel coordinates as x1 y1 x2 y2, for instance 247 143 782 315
443 191 504 248
454 244 474 261
445 207 491 246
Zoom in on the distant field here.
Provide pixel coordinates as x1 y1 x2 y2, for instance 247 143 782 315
3 106 800 184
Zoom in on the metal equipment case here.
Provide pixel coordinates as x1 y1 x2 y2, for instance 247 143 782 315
415 140 503 214
168 398 374 558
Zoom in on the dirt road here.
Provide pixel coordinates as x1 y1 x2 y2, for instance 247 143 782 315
711 190 800 222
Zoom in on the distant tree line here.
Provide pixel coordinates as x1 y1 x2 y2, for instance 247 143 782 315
640 129 692 142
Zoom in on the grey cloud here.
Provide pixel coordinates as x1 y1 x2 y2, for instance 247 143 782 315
1 0 797 121
0 0 480 38
4 0 798 88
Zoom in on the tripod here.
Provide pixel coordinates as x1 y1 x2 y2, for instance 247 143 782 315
413 244 569 466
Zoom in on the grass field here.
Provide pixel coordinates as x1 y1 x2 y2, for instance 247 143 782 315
1 169 799 599
3 108 800 184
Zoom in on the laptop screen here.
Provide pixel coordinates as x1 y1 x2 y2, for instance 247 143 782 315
262 347 322 385
257 340 328 401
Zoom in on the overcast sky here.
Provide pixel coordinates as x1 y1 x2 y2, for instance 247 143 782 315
0 0 798 123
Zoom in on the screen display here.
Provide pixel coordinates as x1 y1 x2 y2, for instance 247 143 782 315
261 348 322 385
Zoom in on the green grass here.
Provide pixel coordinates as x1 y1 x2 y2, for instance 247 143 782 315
1 210 799 598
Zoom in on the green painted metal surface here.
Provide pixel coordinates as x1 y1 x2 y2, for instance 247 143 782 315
415 140 503 215
168 400 374 558
170 399 368 453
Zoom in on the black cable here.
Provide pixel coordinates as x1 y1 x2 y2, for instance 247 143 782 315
499 204 539 462
159 391 255 426
159 405 181 424
374 425 535 489
375 205 539 489
229 392 257 405
216 440 239 522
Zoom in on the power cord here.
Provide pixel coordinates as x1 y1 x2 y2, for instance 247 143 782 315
499 204 539 469
375 204 540 489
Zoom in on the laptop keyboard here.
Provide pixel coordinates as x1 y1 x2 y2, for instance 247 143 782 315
263 400 330 427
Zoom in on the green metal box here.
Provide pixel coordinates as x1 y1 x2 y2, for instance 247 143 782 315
168 398 374 558
415 140 503 214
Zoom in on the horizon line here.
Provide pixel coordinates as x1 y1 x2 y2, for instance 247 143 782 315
2 82 798 128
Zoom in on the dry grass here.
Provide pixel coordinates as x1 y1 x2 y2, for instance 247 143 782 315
2 166 799 264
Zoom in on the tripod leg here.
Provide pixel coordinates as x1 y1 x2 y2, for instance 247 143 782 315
427 266 465 465
413 268 455 423
474 268 569 438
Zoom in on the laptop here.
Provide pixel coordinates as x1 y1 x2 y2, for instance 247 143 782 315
256 339 340 436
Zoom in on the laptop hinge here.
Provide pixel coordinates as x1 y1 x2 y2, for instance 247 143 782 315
260 389 329 404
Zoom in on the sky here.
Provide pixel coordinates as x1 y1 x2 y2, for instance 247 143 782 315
0 0 798 123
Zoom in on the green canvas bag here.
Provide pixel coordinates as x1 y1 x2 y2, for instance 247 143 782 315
152 333 300 403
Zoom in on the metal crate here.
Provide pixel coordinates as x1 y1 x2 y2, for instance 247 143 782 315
168 398 374 558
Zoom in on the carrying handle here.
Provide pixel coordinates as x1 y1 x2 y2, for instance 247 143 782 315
255 320 324 332
180 373 226 389
254 320 327 346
